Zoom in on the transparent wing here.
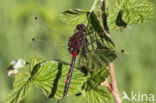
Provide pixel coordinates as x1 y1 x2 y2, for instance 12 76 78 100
30 17 73 63
111 29 132 62
115 49 130 63
78 30 130 70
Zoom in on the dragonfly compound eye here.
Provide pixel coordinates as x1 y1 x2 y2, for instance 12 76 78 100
76 24 87 32
76 24 81 30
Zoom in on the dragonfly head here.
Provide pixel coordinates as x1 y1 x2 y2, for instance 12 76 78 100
76 24 87 32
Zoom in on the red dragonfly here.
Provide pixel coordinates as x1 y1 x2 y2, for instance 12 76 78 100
30 17 129 97
31 17 89 97
63 24 87 97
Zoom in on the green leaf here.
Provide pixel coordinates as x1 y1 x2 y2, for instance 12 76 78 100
29 56 46 72
31 58 87 98
88 11 104 33
83 67 109 91
87 11 115 49
82 86 111 103
107 9 121 29
121 0 154 24
60 9 115 49
7 73 30 103
76 48 116 71
58 9 88 26
63 9 88 14
108 0 154 29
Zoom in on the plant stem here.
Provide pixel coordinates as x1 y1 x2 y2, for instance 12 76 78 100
90 0 98 12
109 63 122 103
101 63 122 103
100 0 122 103
100 0 109 34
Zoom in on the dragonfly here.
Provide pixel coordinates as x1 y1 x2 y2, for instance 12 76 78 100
62 24 87 97
30 17 129 97
31 17 90 97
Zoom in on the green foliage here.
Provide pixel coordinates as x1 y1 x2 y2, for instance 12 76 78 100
31 58 87 98
6 0 155 103
58 9 88 26
87 11 115 49
59 9 116 49
76 49 116 71
61 9 117 72
83 67 109 91
7 73 30 103
7 56 110 103
82 86 111 103
29 56 46 72
108 0 154 29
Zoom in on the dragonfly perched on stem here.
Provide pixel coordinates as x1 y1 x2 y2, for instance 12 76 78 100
30 16 129 97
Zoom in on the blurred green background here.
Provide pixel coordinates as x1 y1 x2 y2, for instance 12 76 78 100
0 0 155 103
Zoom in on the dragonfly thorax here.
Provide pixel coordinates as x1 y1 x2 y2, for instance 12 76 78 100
68 29 86 58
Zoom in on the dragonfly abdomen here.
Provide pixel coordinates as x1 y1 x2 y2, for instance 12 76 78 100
63 58 76 97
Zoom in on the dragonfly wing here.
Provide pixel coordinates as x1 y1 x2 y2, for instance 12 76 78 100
111 29 132 62
76 48 117 71
75 32 129 70
30 17 72 62
31 17 70 43
115 49 130 62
